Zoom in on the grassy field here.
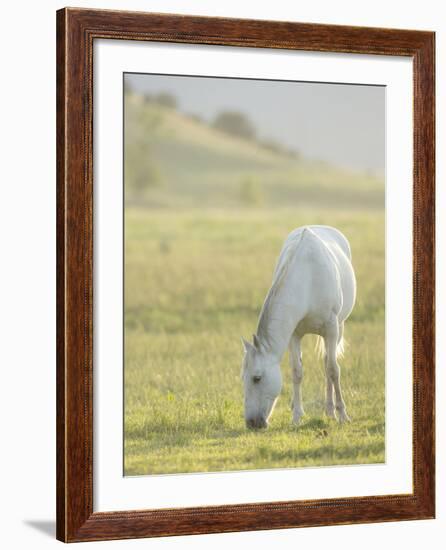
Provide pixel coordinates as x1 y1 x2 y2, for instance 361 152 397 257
123 90 385 475
124 208 385 475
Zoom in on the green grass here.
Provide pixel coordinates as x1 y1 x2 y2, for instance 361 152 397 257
124 208 385 475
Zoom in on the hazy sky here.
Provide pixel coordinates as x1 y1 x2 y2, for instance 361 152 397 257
126 73 385 175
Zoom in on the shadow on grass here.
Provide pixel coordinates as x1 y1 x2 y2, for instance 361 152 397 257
265 439 385 463
294 417 331 431
127 415 339 447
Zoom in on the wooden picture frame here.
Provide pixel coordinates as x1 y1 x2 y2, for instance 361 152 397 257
56 7 435 542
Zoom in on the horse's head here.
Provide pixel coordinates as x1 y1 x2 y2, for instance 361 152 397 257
241 335 282 429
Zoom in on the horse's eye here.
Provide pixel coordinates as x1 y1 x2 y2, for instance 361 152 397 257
252 375 262 383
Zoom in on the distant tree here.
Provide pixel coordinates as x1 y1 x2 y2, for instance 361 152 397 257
155 92 178 109
260 139 283 155
286 148 300 159
259 139 300 159
125 142 163 200
213 111 256 140
124 104 165 201
188 112 204 124
123 78 134 95
239 175 263 206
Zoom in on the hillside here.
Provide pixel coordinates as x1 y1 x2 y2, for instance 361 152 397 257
124 93 384 209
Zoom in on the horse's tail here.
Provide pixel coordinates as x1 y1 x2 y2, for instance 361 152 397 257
336 335 345 358
315 335 345 359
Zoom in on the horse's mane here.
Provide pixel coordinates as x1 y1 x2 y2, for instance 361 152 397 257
256 229 307 348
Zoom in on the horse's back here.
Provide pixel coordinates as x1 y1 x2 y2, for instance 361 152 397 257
284 225 352 260
279 225 356 324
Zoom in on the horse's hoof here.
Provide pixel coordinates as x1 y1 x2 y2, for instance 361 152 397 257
325 409 337 420
337 411 351 423
292 410 305 425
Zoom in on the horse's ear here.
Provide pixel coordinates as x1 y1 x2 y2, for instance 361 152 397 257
252 334 260 349
241 337 255 354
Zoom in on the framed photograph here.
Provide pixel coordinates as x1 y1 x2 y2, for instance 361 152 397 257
56 8 435 542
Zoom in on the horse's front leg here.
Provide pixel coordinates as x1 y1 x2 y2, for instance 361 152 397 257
289 334 304 424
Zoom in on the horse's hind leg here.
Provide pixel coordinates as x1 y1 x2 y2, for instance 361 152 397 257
324 317 350 423
289 333 304 424
323 351 336 420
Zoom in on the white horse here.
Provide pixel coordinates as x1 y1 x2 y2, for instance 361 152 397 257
241 225 356 429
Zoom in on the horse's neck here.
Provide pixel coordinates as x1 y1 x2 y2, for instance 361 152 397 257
257 291 299 361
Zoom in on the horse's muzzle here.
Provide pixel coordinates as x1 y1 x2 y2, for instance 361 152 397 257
246 417 268 430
